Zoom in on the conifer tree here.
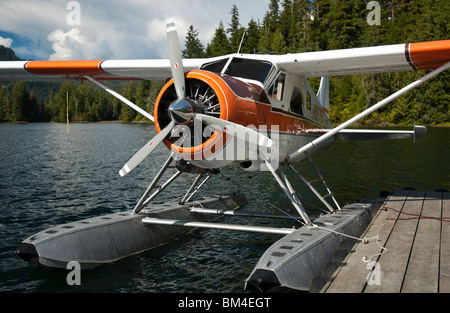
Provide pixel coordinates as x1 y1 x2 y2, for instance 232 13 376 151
258 14 272 53
227 5 246 53
280 0 293 48
0 86 13 122
241 19 261 54
0 87 5 121
271 31 287 54
207 21 231 57
267 0 281 33
11 82 29 122
290 0 318 52
119 82 137 122
183 25 205 58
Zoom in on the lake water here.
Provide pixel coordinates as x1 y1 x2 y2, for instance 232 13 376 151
0 123 448 293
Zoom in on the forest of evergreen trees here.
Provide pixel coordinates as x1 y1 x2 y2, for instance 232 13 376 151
1 0 449 125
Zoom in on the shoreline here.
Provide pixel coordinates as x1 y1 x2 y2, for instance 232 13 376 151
1 120 447 127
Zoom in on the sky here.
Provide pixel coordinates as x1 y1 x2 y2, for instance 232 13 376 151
0 0 270 61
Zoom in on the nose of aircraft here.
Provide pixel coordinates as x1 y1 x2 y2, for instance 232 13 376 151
168 98 196 124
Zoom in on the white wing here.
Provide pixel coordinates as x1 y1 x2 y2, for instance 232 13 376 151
1 39 448 81
261 40 450 77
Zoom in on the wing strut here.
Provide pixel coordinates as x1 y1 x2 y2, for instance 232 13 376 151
85 75 154 122
287 61 450 162
261 155 313 225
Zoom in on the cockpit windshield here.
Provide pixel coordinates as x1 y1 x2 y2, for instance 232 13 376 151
200 58 228 73
224 58 274 85
200 57 274 85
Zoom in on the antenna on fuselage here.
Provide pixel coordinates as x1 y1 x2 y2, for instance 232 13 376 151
237 31 246 54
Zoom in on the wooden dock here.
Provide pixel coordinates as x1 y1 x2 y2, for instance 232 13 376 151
321 189 450 293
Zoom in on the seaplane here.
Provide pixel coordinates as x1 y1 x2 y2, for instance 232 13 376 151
1 19 449 292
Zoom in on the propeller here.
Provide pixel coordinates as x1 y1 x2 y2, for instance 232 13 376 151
167 18 186 100
119 19 273 177
119 19 188 177
119 120 175 177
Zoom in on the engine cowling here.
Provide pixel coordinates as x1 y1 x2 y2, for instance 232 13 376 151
153 70 268 168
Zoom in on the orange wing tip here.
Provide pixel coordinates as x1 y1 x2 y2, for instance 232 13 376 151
409 40 450 70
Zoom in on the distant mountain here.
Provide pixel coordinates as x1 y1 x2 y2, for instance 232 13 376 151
0 45 22 61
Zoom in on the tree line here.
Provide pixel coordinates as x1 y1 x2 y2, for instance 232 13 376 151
0 79 163 123
1 0 449 125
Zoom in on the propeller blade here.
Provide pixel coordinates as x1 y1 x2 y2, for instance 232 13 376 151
167 18 186 100
119 121 176 177
193 113 273 149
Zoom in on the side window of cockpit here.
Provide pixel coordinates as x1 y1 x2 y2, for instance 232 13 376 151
290 87 303 115
268 73 286 101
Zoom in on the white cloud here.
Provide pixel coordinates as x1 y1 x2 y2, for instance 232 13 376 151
47 28 111 60
145 17 191 58
0 36 13 48
1 0 270 60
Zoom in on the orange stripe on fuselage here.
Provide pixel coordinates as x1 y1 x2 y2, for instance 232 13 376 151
230 100 320 133
409 40 450 70
217 76 321 132
210 75 322 133
267 107 321 131
25 60 111 79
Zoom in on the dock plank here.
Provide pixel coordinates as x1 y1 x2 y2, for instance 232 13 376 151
401 191 442 293
439 192 450 292
365 190 425 293
323 189 409 293
323 189 449 293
